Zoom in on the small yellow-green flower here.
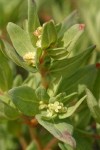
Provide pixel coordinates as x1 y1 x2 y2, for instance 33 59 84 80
39 100 67 118
48 101 62 113
39 101 47 110
46 109 54 117
23 52 36 66
47 101 67 117
33 26 43 48
33 27 43 38
36 39 41 48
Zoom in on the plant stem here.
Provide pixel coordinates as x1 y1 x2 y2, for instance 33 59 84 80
29 126 43 150
19 136 28 150
43 137 58 150
39 51 50 89
22 116 38 127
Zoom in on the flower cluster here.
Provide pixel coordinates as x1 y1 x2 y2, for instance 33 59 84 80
39 101 67 117
23 27 43 66
23 52 36 66
33 26 43 48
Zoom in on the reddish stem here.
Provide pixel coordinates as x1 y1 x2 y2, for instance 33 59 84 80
19 136 28 150
22 116 38 127
43 138 58 150
29 127 43 150
39 51 49 89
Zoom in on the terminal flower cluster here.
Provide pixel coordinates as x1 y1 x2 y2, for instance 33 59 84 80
23 27 43 66
33 26 43 48
39 101 67 117
23 52 36 66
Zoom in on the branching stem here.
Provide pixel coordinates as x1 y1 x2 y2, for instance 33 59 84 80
19 136 28 150
29 127 43 150
43 137 58 150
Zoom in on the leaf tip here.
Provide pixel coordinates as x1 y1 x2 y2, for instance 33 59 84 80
7 22 14 32
61 131 76 148
79 24 85 30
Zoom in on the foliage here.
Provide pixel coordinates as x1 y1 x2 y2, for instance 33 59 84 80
0 0 100 150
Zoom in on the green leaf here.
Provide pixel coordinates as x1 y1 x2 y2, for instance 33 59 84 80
13 75 23 87
78 0 100 50
35 86 49 102
59 95 86 119
23 19 28 32
28 0 40 46
47 47 69 60
49 92 77 103
74 130 93 150
36 115 76 148
86 88 100 123
41 20 57 49
26 142 37 150
58 65 97 95
63 24 85 53
78 84 86 95
55 23 62 35
23 73 41 89
0 51 13 91
48 77 62 97
49 92 66 103
75 108 91 129
59 143 73 150
62 92 77 104
0 94 9 104
2 40 23 66
2 41 37 73
93 69 100 101
0 99 20 120
0 0 23 28
58 11 77 38
50 45 95 78
59 143 67 150
9 86 39 116
7 22 35 57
